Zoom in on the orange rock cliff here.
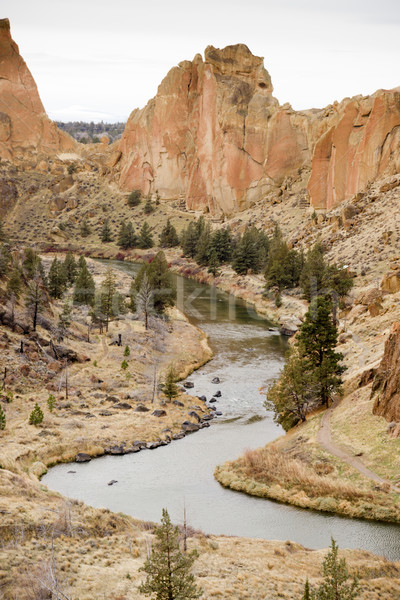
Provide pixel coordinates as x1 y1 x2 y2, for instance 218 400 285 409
0 18 75 164
113 44 400 215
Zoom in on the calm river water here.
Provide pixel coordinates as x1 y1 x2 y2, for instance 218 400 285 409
42 261 400 559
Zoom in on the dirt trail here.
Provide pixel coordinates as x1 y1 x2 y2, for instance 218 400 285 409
317 399 400 492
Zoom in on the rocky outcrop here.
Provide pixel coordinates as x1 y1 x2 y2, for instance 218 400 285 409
371 322 400 421
0 18 76 164
115 44 400 215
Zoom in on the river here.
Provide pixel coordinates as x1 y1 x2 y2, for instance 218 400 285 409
42 261 400 559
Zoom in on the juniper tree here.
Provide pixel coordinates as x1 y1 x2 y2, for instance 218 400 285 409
48 257 67 299
210 228 233 263
128 189 141 207
29 403 44 426
135 251 176 315
161 365 179 401
160 219 179 248
296 295 345 407
194 224 212 266
99 267 117 332
138 221 154 249
118 221 137 249
63 252 78 285
73 263 95 306
139 508 202 600
308 538 360 600
180 222 199 258
207 249 220 277
101 219 113 242
0 405 5 430
25 274 45 331
80 218 91 237
265 348 317 431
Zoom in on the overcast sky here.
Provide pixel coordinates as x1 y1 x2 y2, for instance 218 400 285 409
4 0 400 122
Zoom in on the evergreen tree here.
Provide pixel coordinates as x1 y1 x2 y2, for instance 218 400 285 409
309 538 360 600
47 394 56 413
22 248 43 280
124 345 130 357
121 359 129 370
207 249 220 277
129 277 137 312
73 263 95 306
160 219 179 248
138 221 154 249
194 224 212 266
63 252 78 285
211 228 233 263
265 349 317 431
296 296 345 407
0 405 5 430
161 365 179 401
58 299 72 339
29 403 44 426
0 244 11 279
128 189 141 207
78 255 87 270
0 219 6 242
139 508 202 600
265 226 302 290
144 197 155 214
136 273 154 330
48 257 67 299
101 219 113 242
99 267 119 331
7 268 22 299
300 242 328 301
135 252 176 314
302 578 311 600
180 222 199 258
25 275 45 331
80 218 91 237
118 221 137 249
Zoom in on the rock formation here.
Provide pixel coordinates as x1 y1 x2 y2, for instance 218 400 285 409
371 322 400 422
0 18 75 165
115 44 400 215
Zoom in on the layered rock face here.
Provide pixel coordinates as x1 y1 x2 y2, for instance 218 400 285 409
371 322 400 422
115 44 400 215
0 18 75 163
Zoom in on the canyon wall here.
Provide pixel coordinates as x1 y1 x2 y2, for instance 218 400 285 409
115 45 400 215
372 322 400 422
0 18 75 166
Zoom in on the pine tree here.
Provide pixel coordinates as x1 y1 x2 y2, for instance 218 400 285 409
25 275 45 331
138 221 154 249
73 263 95 306
139 508 202 600
0 244 11 279
160 219 179 248
48 257 67 299
121 359 129 370
128 189 141 207
302 578 311 600
80 218 91 237
161 365 179 401
180 222 199 258
22 248 43 280
47 394 56 413
296 295 345 407
129 277 137 312
78 255 87 270
265 349 317 431
29 403 44 425
232 226 266 275
195 224 212 266
63 252 78 285
58 299 72 339
7 268 22 299
211 228 233 263
135 252 176 314
207 249 220 277
0 405 5 430
124 345 130 357
101 219 113 242
309 538 360 600
300 242 328 301
99 267 117 332
144 197 155 214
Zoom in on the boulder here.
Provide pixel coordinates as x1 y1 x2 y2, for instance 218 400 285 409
152 409 167 417
211 377 220 384
134 404 150 412
188 411 201 422
181 421 200 432
381 271 400 293
183 381 194 389
75 453 91 463
372 323 400 421
214 390 222 398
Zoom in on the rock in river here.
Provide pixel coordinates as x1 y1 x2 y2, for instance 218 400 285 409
211 377 220 384
75 453 91 463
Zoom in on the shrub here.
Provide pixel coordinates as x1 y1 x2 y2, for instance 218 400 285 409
47 394 56 412
128 190 141 207
29 403 44 426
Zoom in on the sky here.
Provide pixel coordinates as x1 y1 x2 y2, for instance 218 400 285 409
4 0 400 122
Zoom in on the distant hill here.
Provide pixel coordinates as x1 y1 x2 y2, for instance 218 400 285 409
55 121 126 144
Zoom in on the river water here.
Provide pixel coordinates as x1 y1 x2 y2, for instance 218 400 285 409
42 261 400 559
